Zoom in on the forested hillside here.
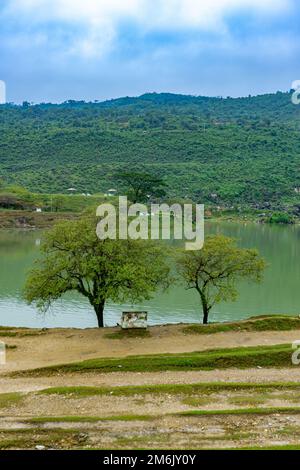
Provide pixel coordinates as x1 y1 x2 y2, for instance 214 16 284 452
0 91 299 209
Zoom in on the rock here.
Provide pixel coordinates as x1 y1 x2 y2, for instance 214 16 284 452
77 433 88 443
35 445 46 451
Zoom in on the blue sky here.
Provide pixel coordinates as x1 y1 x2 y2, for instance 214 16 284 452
0 0 299 103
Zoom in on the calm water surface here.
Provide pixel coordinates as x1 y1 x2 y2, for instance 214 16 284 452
0 221 299 328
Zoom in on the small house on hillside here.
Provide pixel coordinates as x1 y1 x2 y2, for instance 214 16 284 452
107 188 117 197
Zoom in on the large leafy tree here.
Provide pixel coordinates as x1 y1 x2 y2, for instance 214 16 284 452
177 235 266 324
24 217 171 327
115 172 167 203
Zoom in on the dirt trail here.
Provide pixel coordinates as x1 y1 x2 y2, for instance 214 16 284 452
0 368 299 394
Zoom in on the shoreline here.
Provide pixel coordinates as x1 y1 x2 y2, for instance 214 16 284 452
0 209 298 229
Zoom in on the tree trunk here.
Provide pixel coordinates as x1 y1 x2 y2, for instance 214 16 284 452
203 306 209 325
198 289 209 324
93 302 105 328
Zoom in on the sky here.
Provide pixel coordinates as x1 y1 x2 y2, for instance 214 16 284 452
0 0 299 103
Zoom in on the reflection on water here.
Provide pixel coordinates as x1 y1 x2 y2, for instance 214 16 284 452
0 222 299 328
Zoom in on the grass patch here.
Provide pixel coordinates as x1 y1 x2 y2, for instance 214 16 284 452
0 392 23 409
105 329 150 340
179 407 300 416
181 396 216 407
274 393 300 403
27 414 155 424
25 343 293 376
0 428 83 450
0 438 30 450
183 315 300 335
38 381 300 399
0 330 45 338
0 331 18 337
228 394 269 406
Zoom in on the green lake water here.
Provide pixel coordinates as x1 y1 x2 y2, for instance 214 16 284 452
0 221 299 328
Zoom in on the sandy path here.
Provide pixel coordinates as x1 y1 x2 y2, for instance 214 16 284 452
1 324 300 373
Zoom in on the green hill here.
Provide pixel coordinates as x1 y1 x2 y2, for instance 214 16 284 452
0 91 299 210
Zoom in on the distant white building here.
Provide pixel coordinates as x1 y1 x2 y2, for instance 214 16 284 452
107 188 117 197
67 188 77 194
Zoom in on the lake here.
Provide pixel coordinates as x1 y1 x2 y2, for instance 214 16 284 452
0 221 299 328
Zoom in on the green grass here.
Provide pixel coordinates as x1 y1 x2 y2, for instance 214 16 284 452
0 438 30 450
38 381 300 398
105 329 151 340
0 330 45 338
0 392 23 409
27 415 155 424
183 316 300 335
181 396 215 407
179 407 300 416
24 343 293 376
0 428 83 450
0 331 18 337
228 394 269 406
274 392 300 403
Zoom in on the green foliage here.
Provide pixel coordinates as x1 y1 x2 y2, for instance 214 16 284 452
0 91 299 209
0 183 112 213
114 171 167 203
177 235 266 323
24 216 171 327
268 212 294 224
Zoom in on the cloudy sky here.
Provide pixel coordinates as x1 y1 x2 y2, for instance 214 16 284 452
0 0 299 103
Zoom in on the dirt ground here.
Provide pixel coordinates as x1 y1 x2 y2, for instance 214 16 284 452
1 324 300 450
1 323 300 372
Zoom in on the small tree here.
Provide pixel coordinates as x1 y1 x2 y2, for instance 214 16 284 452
177 235 266 324
24 217 171 327
115 171 167 203
51 195 65 212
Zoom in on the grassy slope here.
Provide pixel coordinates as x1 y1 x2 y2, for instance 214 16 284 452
182 315 300 335
18 343 293 376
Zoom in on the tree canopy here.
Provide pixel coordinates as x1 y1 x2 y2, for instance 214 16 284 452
177 235 266 324
24 216 171 327
114 171 167 203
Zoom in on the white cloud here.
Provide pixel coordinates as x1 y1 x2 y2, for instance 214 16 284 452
3 0 294 57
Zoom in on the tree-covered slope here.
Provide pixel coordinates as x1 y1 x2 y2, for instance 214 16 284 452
0 91 299 208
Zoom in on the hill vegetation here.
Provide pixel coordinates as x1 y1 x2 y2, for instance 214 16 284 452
0 91 299 212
